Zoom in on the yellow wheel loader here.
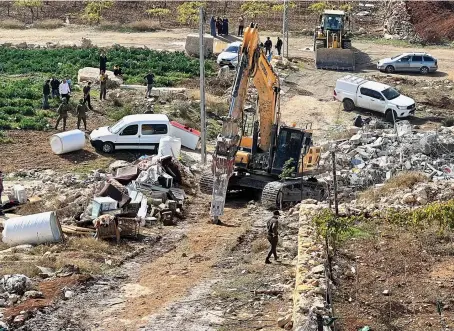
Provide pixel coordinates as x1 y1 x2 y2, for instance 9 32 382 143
314 9 355 71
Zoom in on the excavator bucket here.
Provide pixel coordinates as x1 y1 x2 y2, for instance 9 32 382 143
315 48 355 71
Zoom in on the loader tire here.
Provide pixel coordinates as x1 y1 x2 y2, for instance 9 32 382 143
315 40 325 50
342 40 352 49
343 99 355 111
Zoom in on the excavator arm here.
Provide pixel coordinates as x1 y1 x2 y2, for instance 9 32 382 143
210 24 280 220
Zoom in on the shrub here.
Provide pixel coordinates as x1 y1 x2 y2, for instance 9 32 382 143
34 19 64 29
126 20 160 32
0 19 25 29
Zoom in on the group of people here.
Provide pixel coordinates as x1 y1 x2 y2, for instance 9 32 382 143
210 16 229 37
42 77 72 109
262 36 284 56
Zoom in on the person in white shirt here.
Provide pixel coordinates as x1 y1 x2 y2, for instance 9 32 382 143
59 79 71 103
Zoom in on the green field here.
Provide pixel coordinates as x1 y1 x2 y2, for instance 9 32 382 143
0 46 215 131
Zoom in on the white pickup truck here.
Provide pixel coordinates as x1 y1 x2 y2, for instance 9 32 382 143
334 75 416 122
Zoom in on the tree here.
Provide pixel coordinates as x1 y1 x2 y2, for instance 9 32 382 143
177 1 205 26
308 2 330 14
146 7 171 24
14 0 42 23
82 0 113 25
240 1 269 20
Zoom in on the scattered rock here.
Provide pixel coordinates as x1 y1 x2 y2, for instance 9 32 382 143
23 290 44 299
1 275 33 295
277 314 292 328
382 289 390 296
64 290 75 300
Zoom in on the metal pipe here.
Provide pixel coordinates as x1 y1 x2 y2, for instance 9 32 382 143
199 7 206 165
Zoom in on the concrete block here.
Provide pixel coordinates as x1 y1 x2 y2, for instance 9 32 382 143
185 34 214 57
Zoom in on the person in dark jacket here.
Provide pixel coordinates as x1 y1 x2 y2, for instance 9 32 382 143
276 37 283 56
83 82 93 110
216 17 223 35
210 16 216 37
144 71 155 98
50 77 60 98
113 65 123 77
222 17 229 35
265 210 280 264
0 170 3 208
99 71 108 101
42 79 51 109
264 37 272 56
99 52 108 74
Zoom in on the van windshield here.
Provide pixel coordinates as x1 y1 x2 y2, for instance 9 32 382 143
109 119 125 134
381 87 400 100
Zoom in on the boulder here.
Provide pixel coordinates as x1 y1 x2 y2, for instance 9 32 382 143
185 33 214 57
1 275 33 295
77 67 123 89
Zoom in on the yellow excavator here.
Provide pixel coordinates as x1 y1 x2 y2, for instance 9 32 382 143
200 23 325 222
313 9 355 71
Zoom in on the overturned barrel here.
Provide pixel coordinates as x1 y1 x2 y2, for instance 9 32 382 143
49 129 85 155
2 211 63 246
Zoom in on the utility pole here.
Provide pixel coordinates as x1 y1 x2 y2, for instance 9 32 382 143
282 0 289 58
199 6 207 165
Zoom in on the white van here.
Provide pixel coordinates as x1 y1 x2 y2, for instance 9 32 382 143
90 114 170 153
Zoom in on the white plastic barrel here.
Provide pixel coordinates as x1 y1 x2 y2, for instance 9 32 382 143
13 185 27 204
158 136 181 158
49 129 85 155
2 211 62 246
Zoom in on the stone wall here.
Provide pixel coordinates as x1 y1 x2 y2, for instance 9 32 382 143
383 0 421 43
292 200 332 331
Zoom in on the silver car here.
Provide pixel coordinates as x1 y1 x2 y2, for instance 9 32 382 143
377 52 438 74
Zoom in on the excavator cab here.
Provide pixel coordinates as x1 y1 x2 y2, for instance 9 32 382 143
271 126 312 176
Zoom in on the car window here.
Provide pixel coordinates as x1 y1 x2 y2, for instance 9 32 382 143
399 56 411 62
412 55 423 62
381 87 400 100
360 87 373 97
391 54 401 60
120 125 138 136
109 119 125 133
225 45 239 53
370 90 384 100
142 124 168 135
423 56 433 62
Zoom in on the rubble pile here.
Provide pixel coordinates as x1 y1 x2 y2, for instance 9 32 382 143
319 122 454 201
383 0 422 43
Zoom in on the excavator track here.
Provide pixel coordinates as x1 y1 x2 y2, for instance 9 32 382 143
261 179 327 209
199 171 214 195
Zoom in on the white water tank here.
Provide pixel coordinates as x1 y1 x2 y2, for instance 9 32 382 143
49 129 85 155
13 185 27 204
2 211 62 246
158 136 181 158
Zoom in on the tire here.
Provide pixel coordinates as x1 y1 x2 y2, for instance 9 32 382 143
315 40 325 50
420 66 429 75
385 109 397 123
385 65 395 74
101 142 114 154
343 99 355 111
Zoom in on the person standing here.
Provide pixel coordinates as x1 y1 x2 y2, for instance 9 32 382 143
59 79 70 103
99 71 108 101
265 210 280 264
99 52 108 74
264 37 272 56
0 170 3 206
216 17 222 36
76 99 88 131
276 37 283 56
210 16 216 37
238 15 244 36
55 99 70 131
83 82 93 110
42 79 51 109
144 71 155 99
222 17 229 35
50 77 60 98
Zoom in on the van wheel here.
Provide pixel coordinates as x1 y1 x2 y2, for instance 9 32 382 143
102 142 114 154
343 99 355 111
385 65 395 74
420 66 429 74
385 109 397 123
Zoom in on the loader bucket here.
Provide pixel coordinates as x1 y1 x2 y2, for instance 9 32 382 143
315 48 355 71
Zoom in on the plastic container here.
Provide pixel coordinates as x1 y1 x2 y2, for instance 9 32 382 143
157 136 181 158
169 121 200 150
49 129 85 155
13 185 27 204
2 211 62 246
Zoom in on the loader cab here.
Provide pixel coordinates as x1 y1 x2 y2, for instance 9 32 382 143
321 10 346 32
271 126 312 176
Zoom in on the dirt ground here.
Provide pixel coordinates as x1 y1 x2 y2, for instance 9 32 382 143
334 222 454 331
